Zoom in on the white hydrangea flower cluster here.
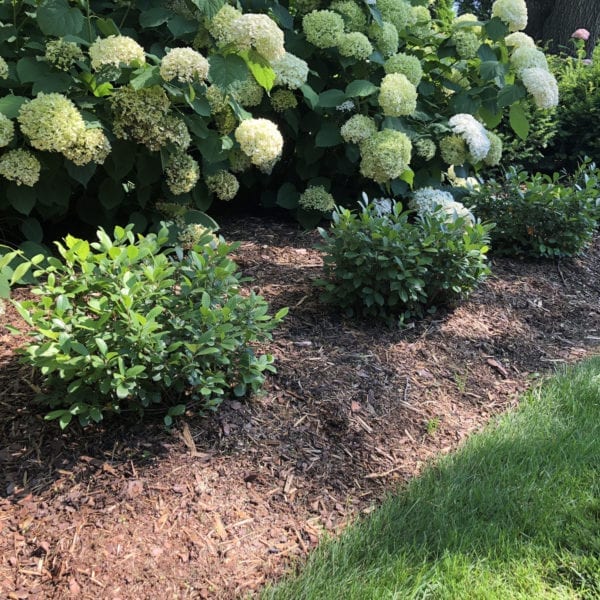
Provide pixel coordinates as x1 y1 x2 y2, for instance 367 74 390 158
510 47 548 74
371 196 393 216
63 128 111 166
208 5 242 46
228 148 252 173
376 0 415 33
18 93 86 153
520 67 559 109
205 170 240 201
160 47 209 83
414 138 436 161
303 10 345 49
411 187 474 224
440 135 468 165
338 32 373 60
0 114 14 147
454 13 482 34
359 129 412 184
484 131 503 166
229 76 264 107
384 53 423 86
378 73 417 117
45 39 84 71
272 53 309 90
504 32 536 48
448 113 490 162
491 0 527 32
336 100 355 112
0 148 41 187
330 0 367 32
165 152 200 195
299 186 336 212
340 114 377 144
0 56 8 79
89 35 146 70
368 21 399 57
227 14 285 61
234 119 283 168
453 29 480 59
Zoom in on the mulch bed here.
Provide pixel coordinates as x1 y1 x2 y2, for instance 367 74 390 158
1 217 599 599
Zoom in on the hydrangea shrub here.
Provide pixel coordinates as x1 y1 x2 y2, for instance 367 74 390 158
0 0 556 239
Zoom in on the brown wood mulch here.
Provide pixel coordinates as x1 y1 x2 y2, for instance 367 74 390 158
1 217 599 599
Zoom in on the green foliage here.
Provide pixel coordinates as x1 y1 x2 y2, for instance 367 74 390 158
468 163 600 258
11 225 287 428
315 198 491 325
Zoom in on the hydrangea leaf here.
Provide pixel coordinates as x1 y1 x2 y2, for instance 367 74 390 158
37 0 85 37
317 89 347 108
509 103 529 140
497 83 526 107
315 121 343 147
239 50 276 92
188 0 226 19
208 54 249 91
0 96 28 119
345 80 378 98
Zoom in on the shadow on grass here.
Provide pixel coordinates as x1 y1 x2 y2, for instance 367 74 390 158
265 356 600 599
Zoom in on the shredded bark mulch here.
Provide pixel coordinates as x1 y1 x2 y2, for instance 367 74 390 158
1 217 599 599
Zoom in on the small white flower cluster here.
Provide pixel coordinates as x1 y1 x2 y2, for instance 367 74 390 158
411 187 474 224
0 56 8 79
448 113 490 162
336 100 356 112
299 185 336 212
491 0 527 32
378 73 417 117
160 47 209 83
272 53 309 90
340 114 377 144
234 118 283 169
0 148 41 187
227 14 285 61
0 113 15 147
89 35 146 70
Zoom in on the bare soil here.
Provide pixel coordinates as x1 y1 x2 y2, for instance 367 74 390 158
1 217 599 600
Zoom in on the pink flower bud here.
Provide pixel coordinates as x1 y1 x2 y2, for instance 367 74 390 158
572 28 591 41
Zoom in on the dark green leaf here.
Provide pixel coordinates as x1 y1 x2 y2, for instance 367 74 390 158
167 15 200 37
485 17 508 42
8 184 36 215
345 80 378 98
20 218 43 243
0 96 28 118
300 84 319 109
271 3 294 29
317 89 346 108
99 178 124 210
497 83 526 107
139 7 172 28
130 65 162 90
66 160 97 187
37 0 85 37
509 102 529 140
315 121 343 147
276 182 299 209
208 54 249 91
189 0 226 19
96 18 120 36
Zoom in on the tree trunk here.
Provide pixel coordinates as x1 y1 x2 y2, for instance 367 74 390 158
526 0 599 55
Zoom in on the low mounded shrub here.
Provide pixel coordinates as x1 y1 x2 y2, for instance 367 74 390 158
468 164 600 258
315 195 492 325
11 224 287 428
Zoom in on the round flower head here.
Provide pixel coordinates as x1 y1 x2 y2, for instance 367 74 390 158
410 6 433 36
368 21 399 57
230 76 264 107
448 113 490 162
270 89 298 112
165 152 200 195
45 39 83 71
164 114 192 151
205 170 240 201
454 13 482 34
299 186 336 213
520 67 559 109
384 53 423 86
178 224 219 250
205 85 229 114
0 149 41 187
510 46 548 74
453 30 480 59
303 10 345 49
226 14 285 61
214 106 237 135
491 0 527 32
338 32 373 60
228 147 252 173
412 187 473 224
483 131 503 166
234 118 283 168
89 35 145 70
378 73 417 117
272 53 309 90
63 128 111 165
376 0 415 34
295 0 323 15
331 0 367 32
160 47 209 83
340 114 377 144
572 28 590 41
414 137 436 161
0 114 14 147
208 5 242 46
440 134 468 165
0 57 8 79
360 129 412 184
504 32 536 49
18 93 85 153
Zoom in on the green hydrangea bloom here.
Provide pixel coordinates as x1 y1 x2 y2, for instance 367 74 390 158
483 131 503 166
510 46 548 74
0 57 8 79
178 224 219 250
205 170 240 201
504 32 536 49
378 73 417 117
160 47 209 83
338 32 373 60
226 14 285 61
205 85 229 114
303 10 345 49
414 137 436 161
228 147 252 173
330 0 367 32
368 21 399 58
63 128 111 166
230 76 264 107
454 13 482 35
340 114 377 145
440 134 468 165
165 152 200 195
0 149 41 187
294 0 322 15
18 93 85 153
0 114 15 147
192 26 211 50
89 35 145 70
453 30 480 59
384 53 423 86
299 186 335 212
375 0 415 34
164 114 192 151
270 89 298 112
207 5 242 46
272 53 309 90
215 106 238 135
234 118 283 168
45 39 83 71
360 129 412 184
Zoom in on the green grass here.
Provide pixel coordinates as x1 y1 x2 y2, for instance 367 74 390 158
264 357 600 599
